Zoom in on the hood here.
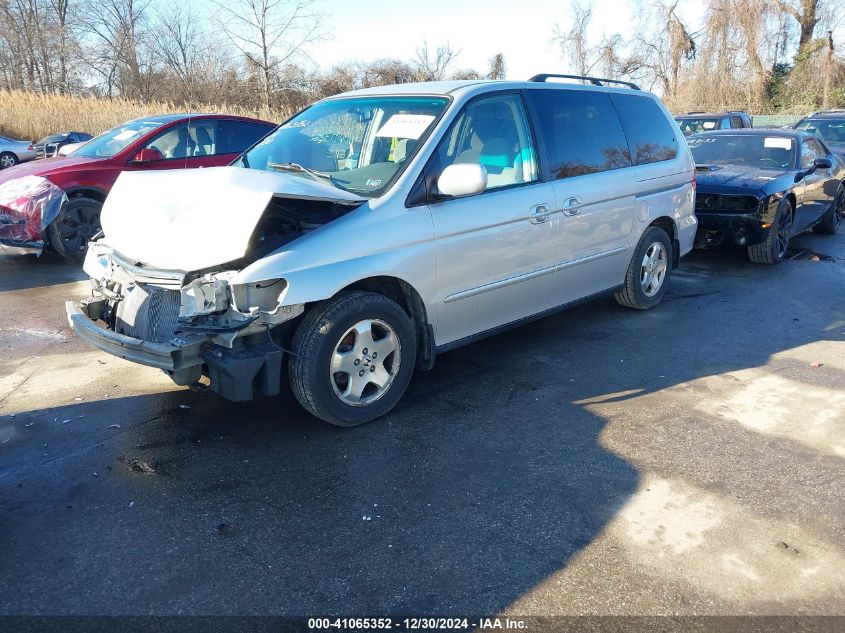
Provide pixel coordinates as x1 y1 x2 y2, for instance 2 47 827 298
0 155 99 186
101 166 366 271
695 163 788 192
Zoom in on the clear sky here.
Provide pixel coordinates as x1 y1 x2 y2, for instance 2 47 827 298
306 0 708 79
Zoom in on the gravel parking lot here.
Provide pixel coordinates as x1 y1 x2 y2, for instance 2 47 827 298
1 230 843 617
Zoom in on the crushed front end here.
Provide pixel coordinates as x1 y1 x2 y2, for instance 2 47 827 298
0 175 67 254
66 241 304 401
693 191 776 249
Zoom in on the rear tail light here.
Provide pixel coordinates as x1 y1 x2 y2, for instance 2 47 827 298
691 169 696 190
27 144 34 150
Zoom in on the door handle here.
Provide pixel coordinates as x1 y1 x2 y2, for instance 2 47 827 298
528 203 555 224
562 197 583 216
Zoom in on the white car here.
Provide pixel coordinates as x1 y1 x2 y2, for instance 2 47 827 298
0 135 36 168
69 73 697 426
58 142 86 156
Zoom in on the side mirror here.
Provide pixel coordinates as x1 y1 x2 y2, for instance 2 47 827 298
436 163 487 198
133 147 164 163
813 157 833 170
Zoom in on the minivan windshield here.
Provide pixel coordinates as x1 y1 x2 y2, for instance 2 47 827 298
74 119 164 158
240 96 449 196
688 134 796 169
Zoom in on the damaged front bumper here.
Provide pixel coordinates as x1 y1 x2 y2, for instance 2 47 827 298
67 281 296 402
66 298 206 382
694 212 769 248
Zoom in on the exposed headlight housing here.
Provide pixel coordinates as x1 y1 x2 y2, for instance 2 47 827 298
179 272 237 317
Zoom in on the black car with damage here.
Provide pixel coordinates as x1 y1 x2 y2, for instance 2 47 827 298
688 129 844 264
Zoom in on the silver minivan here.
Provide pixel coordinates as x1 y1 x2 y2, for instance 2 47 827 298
68 74 697 426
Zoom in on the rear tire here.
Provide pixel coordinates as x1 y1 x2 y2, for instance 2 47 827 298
46 196 102 263
615 225 673 310
289 291 416 427
747 198 792 264
812 184 843 235
0 152 18 169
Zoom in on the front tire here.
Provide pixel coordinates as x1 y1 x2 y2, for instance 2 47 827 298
615 225 673 310
747 198 792 264
0 152 18 169
813 184 843 235
46 196 102 263
289 291 416 427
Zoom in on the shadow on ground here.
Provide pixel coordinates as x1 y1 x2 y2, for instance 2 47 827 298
0 251 86 293
0 232 842 614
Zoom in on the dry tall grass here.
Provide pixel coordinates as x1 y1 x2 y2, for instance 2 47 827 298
0 90 287 141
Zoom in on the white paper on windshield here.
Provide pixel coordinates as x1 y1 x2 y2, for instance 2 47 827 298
375 114 435 139
764 137 792 150
702 121 717 129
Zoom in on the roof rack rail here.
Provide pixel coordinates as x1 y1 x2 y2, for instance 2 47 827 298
684 111 706 114
528 73 640 90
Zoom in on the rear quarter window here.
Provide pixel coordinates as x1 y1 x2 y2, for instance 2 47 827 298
223 121 274 154
609 93 678 165
527 89 631 179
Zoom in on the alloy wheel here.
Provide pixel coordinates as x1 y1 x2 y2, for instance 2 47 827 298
640 241 668 297
330 319 401 406
0 155 16 168
57 204 101 255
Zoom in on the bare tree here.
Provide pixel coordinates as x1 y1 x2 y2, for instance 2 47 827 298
212 0 322 109
487 52 506 79
553 1 593 76
413 41 459 81
81 0 154 98
773 0 820 58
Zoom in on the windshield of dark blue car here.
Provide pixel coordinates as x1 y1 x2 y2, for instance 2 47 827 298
688 135 796 169
796 118 845 145
675 118 720 134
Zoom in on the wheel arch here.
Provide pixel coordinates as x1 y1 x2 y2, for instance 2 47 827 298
63 186 108 204
647 215 680 268
338 276 435 370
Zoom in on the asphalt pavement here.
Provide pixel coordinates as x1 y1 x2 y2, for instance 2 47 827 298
0 230 843 617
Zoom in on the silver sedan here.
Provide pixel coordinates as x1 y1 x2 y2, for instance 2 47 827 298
0 135 36 168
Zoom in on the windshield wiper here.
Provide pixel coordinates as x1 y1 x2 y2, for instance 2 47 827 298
266 162 337 187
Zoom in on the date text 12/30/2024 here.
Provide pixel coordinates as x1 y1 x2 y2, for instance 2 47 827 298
308 617 527 630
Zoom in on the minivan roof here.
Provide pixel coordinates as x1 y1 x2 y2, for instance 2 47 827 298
333 78 653 100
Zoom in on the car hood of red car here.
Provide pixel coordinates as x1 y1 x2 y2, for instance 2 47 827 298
0 155 102 186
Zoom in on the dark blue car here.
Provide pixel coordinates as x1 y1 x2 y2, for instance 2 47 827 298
795 110 845 160
689 129 844 264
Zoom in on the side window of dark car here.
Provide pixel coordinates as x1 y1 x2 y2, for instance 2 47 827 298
435 93 539 191
801 138 824 168
809 138 828 158
609 93 678 165
223 121 273 154
527 89 631 179
719 118 731 129
731 116 743 128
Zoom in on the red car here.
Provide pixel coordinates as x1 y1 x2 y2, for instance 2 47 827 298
0 113 275 261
